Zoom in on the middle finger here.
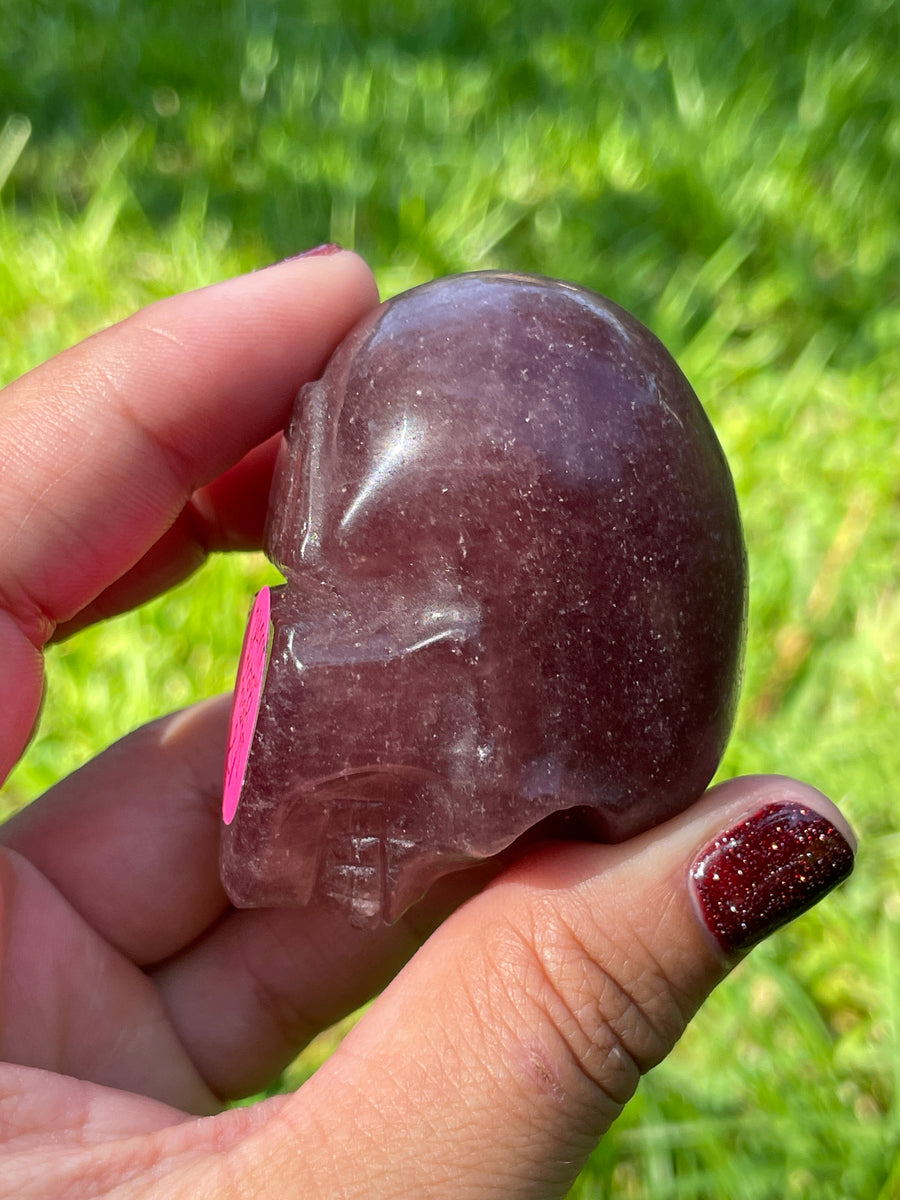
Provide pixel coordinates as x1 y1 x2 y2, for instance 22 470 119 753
2 700 490 1098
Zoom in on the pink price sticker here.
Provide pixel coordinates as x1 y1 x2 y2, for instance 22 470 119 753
223 586 272 825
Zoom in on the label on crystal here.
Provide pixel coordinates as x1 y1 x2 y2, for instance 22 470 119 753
223 586 272 825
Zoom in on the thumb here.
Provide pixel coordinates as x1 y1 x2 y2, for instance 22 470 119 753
231 775 854 1199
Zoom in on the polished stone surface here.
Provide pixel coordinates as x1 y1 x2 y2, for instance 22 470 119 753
220 271 747 925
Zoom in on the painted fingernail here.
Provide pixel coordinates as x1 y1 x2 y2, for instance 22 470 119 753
285 242 343 261
690 802 855 955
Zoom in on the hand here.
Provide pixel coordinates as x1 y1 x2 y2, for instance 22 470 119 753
0 253 855 1199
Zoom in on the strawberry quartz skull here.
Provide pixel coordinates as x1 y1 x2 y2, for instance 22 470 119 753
219 271 747 926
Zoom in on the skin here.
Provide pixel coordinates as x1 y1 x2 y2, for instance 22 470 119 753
0 252 855 1198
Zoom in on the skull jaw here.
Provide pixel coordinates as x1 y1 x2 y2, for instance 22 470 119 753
219 584 638 927
220 766 622 929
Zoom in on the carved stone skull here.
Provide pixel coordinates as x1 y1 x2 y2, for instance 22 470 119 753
219 272 746 926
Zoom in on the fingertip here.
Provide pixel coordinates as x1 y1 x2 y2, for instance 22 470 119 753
263 245 380 308
699 774 857 857
0 246 382 643
687 775 856 958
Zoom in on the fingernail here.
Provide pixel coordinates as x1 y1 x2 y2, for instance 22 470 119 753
690 802 855 955
283 242 343 261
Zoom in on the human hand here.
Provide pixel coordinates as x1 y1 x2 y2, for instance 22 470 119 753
0 252 855 1198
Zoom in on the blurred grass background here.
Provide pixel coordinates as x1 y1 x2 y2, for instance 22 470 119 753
1 0 898 1194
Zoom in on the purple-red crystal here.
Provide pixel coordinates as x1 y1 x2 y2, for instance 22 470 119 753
220 271 747 925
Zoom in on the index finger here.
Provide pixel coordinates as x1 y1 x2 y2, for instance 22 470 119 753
0 250 379 780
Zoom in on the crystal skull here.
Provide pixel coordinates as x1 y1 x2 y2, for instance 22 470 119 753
219 271 747 926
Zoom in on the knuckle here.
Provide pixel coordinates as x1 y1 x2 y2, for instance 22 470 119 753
484 894 686 1113
0 578 57 645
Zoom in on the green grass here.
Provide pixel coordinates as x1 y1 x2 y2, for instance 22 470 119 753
2 1 899 1194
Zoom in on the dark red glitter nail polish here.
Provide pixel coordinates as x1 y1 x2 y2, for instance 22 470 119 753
291 242 343 259
690 802 854 954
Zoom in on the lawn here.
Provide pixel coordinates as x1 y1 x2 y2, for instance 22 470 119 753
1 1 899 1194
